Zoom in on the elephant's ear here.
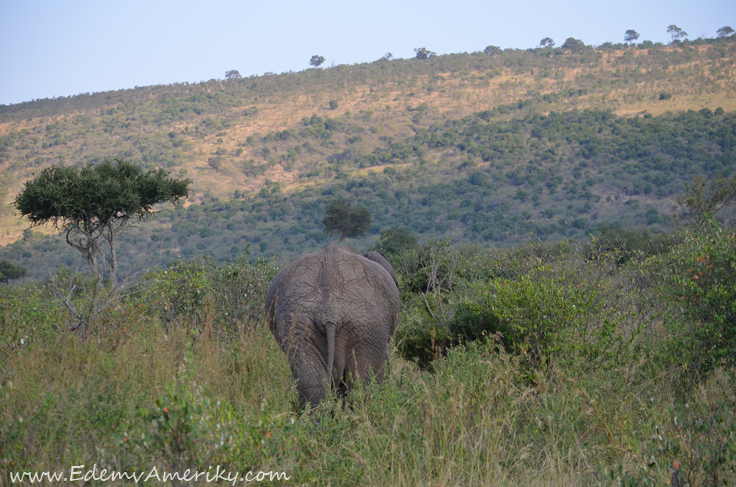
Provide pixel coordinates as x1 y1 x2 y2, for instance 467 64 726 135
362 251 399 288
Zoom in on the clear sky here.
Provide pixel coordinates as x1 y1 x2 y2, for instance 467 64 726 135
1 0 733 106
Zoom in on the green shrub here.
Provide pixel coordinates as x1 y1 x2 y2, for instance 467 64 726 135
452 259 628 371
118 347 230 474
144 250 277 337
655 219 736 376
395 238 638 371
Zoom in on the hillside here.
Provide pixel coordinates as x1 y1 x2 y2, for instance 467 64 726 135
1 37 735 277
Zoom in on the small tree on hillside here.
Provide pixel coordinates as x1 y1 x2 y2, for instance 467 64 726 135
414 48 436 60
717 26 735 38
378 227 418 255
624 30 640 44
483 45 501 55
225 70 242 79
322 198 372 242
674 172 736 228
0 260 27 284
667 25 688 42
539 37 554 48
562 37 585 52
309 55 325 68
13 158 190 333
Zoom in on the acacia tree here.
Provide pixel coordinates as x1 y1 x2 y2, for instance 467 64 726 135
322 198 372 242
667 25 688 42
717 26 734 38
377 227 418 255
539 37 554 48
0 260 27 284
483 45 501 55
13 158 190 333
562 37 585 52
414 47 436 60
309 55 325 68
624 30 640 44
225 70 242 79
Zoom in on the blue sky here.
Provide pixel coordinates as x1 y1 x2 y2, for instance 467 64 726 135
1 0 733 106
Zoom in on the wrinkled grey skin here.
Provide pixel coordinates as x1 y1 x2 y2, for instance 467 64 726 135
266 242 400 407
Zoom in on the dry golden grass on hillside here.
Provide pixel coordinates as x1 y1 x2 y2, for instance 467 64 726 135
1 42 735 245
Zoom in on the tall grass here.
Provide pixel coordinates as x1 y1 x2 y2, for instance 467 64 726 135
1 240 735 486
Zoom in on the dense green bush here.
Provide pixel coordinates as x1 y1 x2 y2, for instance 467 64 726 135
144 249 278 338
654 219 736 376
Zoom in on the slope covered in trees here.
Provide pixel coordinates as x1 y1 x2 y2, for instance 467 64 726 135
1 35 735 276
2 107 734 278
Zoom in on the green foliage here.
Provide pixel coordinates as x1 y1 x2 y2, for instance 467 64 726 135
562 37 586 52
595 223 669 264
322 197 372 242
413 47 435 60
144 249 277 337
374 227 418 256
395 237 651 373
13 158 190 228
539 37 554 48
455 262 627 371
119 347 228 473
4 107 736 279
718 26 735 38
3 228 736 484
3 38 736 279
0 261 27 284
668 25 688 42
603 392 736 487
11 158 191 334
655 220 736 375
674 172 736 228
309 55 325 68
624 30 640 44
328 100 338 110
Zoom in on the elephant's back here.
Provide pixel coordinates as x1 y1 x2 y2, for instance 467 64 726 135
266 243 399 327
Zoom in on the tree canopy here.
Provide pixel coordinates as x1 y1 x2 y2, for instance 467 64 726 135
561 38 585 52
309 55 325 68
414 48 436 60
539 38 554 49
225 70 242 79
0 260 27 284
378 227 418 255
14 159 190 229
717 26 735 38
13 159 190 333
322 197 372 242
667 25 688 42
624 30 640 44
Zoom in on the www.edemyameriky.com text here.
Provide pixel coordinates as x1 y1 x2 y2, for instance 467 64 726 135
9 464 291 484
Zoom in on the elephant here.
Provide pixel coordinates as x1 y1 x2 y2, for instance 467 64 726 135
265 242 400 407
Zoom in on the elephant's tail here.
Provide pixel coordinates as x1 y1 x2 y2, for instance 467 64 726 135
326 321 336 391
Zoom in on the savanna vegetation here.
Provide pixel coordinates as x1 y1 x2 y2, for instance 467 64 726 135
1 30 736 486
2 106 735 280
2 171 736 485
0 32 735 272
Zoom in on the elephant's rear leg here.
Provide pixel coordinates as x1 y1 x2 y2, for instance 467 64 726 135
344 342 389 394
292 352 331 408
